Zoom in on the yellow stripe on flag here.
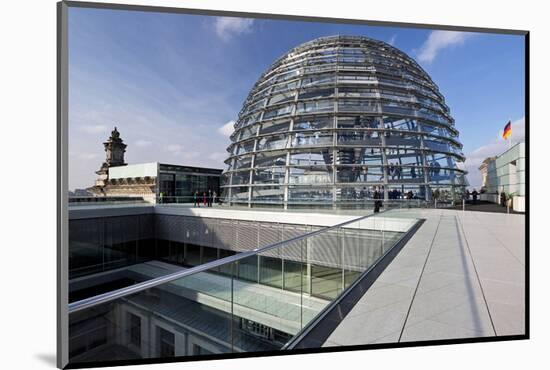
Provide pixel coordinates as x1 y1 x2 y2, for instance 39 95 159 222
502 121 512 140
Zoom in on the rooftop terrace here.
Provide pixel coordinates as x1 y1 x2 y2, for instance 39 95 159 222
322 208 525 346
66 202 525 365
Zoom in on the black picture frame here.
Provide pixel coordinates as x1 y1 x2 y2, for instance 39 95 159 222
57 1 529 368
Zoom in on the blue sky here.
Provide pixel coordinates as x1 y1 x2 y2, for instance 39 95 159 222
68 7 525 190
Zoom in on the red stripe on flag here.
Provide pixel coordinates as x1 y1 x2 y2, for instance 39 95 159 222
502 121 512 139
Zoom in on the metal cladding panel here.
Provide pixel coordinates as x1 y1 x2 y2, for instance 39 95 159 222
280 239 304 262
168 215 186 242
308 229 341 269
71 213 403 271
157 216 179 241
282 224 311 240
185 217 201 244
201 218 218 248
138 214 154 240
154 214 170 240
235 221 259 251
257 223 283 258
215 219 237 251
260 245 282 260
342 230 364 270
342 229 384 271
280 224 310 261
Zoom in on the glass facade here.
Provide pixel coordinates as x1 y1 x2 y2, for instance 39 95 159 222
221 36 467 207
68 212 415 364
482 142 526 197
158 164 222 202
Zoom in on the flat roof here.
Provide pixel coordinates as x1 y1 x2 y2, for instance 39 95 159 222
323 208 525 346
159 163 223 175
109 162 158 179
108 162 223 180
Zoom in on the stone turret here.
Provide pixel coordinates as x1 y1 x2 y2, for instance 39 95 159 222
94 126 127 187
87 127 156 201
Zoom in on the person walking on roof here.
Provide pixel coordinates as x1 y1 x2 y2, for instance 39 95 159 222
373 186 382 213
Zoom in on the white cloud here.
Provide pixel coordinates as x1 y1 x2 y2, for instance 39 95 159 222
183 151 200 160
70 152 99 161
68 27 240 190
78 124 108 134
134 139 152 147
417 30 473 64
218 120 235 137
214 17 254 41
463 117 525 188
208 151 227 162
165 144 183 155
388 34 397 46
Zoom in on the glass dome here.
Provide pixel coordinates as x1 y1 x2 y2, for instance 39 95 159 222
221 35 467 208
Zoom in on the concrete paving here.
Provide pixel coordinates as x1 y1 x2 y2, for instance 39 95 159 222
323 208 525 347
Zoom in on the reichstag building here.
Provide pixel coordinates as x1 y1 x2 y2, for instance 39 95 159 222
221 35 467 208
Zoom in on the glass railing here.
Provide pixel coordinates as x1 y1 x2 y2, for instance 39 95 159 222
157 195 222 205
68 196 149 206
69 195 225 206
227 197 458 209
67 212 417 365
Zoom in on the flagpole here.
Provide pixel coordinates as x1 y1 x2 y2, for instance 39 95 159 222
508 120 514 150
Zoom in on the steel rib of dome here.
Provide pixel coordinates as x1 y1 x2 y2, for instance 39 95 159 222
221 35 467 208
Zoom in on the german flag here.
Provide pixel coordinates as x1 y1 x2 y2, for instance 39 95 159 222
502 120 512 140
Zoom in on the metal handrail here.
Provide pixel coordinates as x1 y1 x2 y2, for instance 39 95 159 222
68 209 388 314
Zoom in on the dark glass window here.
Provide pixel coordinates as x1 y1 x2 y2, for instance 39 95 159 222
185 244 201 267
237 255 258 282
311 264 342 299
283 260 307 293
156 239 170 260
193 344 213 355
158 328 175 357
159 173 175 197
128 313 141 348
260 256 282 288
202 246 218 264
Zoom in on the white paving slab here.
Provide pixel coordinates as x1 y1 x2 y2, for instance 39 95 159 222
323 209 526 347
